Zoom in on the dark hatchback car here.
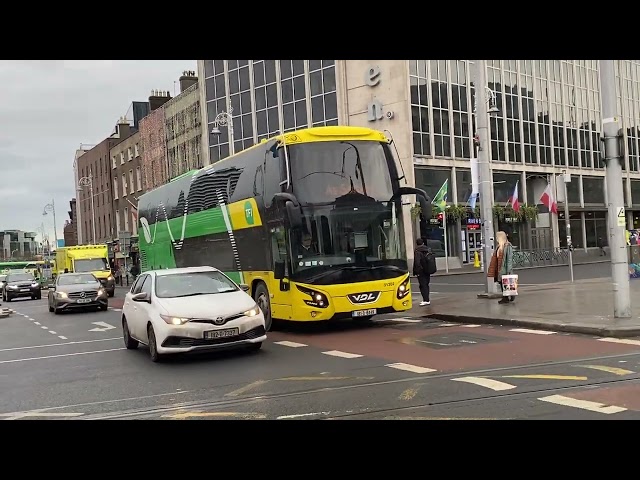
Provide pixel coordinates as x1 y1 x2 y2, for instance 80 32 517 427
2 272 41 302
48 272 108 314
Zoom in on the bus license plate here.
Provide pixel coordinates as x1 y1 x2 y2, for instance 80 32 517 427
204 328 239 339
352 309 376 317
77 298 92 304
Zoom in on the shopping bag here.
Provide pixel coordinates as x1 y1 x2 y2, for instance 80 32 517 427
501 274 519 296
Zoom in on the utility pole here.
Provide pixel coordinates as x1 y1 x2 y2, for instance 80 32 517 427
473 60 500 297
560 171 574 282
599 60 631 318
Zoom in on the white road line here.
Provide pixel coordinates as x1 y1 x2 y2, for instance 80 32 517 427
58 336 67 340
385 363 437 374
322 350 363 359
0 348 125 364
510 328 557 335
273 341 308 348
462 324 481 328
438 323 458 327
538 394 627 414
40 326 48 330
277 412 329 419
110 308 122 312
0 412 84 420
598 337 640 346
452 376 517 391
384 318 422 323
34 322 40 325
0 337 121 352
48 331 57 335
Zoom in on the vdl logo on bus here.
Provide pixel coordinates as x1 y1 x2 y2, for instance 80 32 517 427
244 201 254 225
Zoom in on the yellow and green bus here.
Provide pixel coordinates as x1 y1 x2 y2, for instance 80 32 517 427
137 126 431 330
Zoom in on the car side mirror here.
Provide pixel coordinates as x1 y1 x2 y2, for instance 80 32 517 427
274 260 286 280
132 292 150 303
239 284 250 292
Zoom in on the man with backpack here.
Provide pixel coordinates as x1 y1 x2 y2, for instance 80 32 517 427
413 237 437 306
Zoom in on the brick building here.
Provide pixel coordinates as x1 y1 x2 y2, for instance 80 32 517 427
63 198 78 247
139 90 172 191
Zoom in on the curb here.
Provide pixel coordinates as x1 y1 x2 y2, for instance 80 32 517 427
423 313 640 338
420 259 609 278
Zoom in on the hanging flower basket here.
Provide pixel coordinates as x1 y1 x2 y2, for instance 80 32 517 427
446 204 467 221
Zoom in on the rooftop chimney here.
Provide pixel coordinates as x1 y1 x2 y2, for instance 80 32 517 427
116 116 131 139
179 70 198 93
149 89 172 111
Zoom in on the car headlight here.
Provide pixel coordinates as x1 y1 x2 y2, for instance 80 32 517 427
98 288 105 296
160 314 190 325
396 276 411 299
8 285 17 290
243 304 261 317
31 282 39 288
107 275 114 281
296 285 329 308
56 291 68 298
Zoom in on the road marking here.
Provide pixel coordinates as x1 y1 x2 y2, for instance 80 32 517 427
58 336 67 340
48 331 57 335
276 376 373 381
398 387 420 400
438 323 458 327
383 416 500 420
598 337 640 346
538 394 627 414
502 374 588 381
40 326 48 329
0 348 125 364
386 363 437 374
0 412 84 420
273 340 307 348
224 380 268 397
452 376 517 391
162 411 266 419
510 328 557 335
34 322 40 325
89 321 116 332
576 365 635 376
277 412 329 419
0 337 120 353
322 350 363 359
384 318 422 323
109 308 122 312
462 324 481 328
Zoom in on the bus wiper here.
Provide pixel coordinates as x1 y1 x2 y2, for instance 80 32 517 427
341 265 402 272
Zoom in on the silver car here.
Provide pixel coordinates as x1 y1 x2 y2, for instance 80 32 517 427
48 272 108 314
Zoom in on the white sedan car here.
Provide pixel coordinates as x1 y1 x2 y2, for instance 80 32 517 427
121 266 266 362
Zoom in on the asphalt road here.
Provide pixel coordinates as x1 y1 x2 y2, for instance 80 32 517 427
2 279 640 420
415 261 611 295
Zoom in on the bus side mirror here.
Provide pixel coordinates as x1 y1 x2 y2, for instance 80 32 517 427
285 201 302 229
274 260 286 280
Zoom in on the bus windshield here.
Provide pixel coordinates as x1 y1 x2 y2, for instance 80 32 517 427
287 140 407 284
74 258 109 272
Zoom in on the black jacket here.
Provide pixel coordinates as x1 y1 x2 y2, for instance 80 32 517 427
413 245 430 276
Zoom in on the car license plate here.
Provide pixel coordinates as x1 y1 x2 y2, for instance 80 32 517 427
77 298 92 304
204 328 239 339
352 309 377 317
20 289 29 292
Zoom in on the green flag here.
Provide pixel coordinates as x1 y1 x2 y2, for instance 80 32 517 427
432 178 448 213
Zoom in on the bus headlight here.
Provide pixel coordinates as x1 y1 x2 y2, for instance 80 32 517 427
396 277 411 299
296 285 329 309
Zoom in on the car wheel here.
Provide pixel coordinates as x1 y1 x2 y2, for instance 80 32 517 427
122 318 139 350
108 290 114 298
254 283 272 332
99 304 108 311
48 302 54 313
5 294 11 302
246 342 262 352
53 302 60 314
147 324 161 362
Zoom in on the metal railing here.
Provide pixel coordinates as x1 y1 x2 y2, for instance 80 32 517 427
512 248 571 268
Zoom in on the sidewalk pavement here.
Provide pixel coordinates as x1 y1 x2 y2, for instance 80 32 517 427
409 277 640 338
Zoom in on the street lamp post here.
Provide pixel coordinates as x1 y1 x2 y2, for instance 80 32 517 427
210 107 235 157
43 199 59 251
472 60 501 297
78 170 96 244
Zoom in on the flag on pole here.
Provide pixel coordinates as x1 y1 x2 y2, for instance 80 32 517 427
539 182 558 214
506 181 520 212
468 192 478 210
432 179 448 213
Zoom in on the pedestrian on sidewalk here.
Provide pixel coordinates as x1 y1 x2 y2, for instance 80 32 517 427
413 238 436 306
598 236 607 256
488 230 515 304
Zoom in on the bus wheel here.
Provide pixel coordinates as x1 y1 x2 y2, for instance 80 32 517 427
254 283 272 332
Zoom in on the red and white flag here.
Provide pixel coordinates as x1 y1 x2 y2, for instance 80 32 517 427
539 183 558 214
507 181 520 212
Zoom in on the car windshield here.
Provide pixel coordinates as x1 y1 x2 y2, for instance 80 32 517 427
7 273 34 282
58 274 97 285
75 258 109 272
154 271 239 298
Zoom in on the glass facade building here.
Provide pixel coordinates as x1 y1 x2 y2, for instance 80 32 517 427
199 60 640 266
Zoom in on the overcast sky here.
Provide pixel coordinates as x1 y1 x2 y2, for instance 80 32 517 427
0 60 197 247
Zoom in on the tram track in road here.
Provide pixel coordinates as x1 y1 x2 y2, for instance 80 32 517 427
67 349 640 420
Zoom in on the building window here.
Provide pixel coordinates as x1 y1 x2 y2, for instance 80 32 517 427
129 169 134 194
121 173 127 197
206 60 229 163
280 60 308 133
409 60 431 157
112 156 117 169
115 210 121 234
309 60 338 128
488 61 505 162
254 59 280 143
519 60 537 165
134 143 139 157
113 177 118 199
228 60 254 152
535 61 552 165
127 147 133 161
124 207 129 232
136 166 142 192
584 211 607 247
430 60 451 157
120 152 125 165
450 60 471 159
